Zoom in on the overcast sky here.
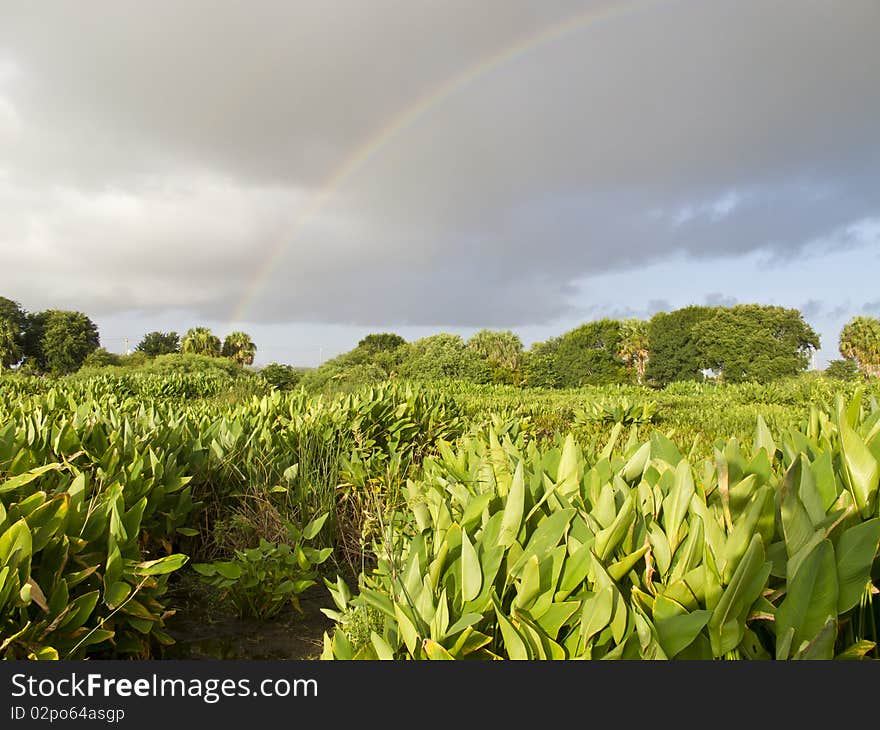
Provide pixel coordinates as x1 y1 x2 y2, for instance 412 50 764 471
1 0 878 366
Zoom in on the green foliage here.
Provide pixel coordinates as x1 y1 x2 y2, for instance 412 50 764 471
136 331 180 357
840 316 880 379
646 306 717 386
117 351 149 368
358 333 407 354
576 396 657 426
522 338 562 389
81 348 120 369
193 514 332 620
181 327 221 357
145 353 243 377
300 361 388 394
617 319 650 384
0 387 195 657
0 296 27 333
6 358 880 662
221 331 257 366
0 297 26 369
323 391 880 660
826 359 861 382
259 362 303 390
0 375 467 658
692 304 820 383
398 334 492 384
467 329 524 373
0 319 23 371
553 319 630 387
23 310 100 375
300 337 411 392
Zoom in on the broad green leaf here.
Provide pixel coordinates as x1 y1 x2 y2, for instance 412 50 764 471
581 586 614 642
839 418 879 518
653 595 711 658
0 519 32 568
754 415 776 461
594 493 635 562
448 626 492 657
776 540 838 660
590 553 628 644
105 581 131 609
792 617 837 660
514 555 541 609
555 434 580 498
460 529 481 602
608 544 650 583
836 640 876 660
134 554 189 576
662 460 694 552
781 457 819 557
497 462 525 548
302 512 329 541
835 518 880 613
423 638 454 660
708 534 770 657
516 508 575 569
721 485 772 583
492 594 529 659
535 601 580 639
622 442 651 482
394 604 420 656
0 463 62 494
556 542 593 600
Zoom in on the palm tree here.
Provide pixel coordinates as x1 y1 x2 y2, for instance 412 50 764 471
839 316 880 379
222 331 257 366
617 319 650 384
466 329 523 371
181 327 221 357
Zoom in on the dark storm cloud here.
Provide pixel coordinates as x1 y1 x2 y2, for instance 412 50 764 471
0 0 878 325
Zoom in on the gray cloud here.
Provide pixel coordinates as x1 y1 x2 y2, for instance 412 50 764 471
800 299 824 320
824 302 851 320
0 0 878 327
704 293 739 308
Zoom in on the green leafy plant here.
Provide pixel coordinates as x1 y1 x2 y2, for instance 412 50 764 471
193 514 332 620
322 390 880 660
575 397 658 426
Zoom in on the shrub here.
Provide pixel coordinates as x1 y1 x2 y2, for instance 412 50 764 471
81 347 120 369
825 359 860 381
193 515 332 620
259 362 303 390
145 353 243 377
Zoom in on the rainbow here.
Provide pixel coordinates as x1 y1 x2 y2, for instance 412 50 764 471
229 0 668 325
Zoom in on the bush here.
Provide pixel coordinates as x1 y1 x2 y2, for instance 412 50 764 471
144 353 244 377
300 361 387 393
825 359 860 381
259 362 303 390
81 347 120 369
554 319 630 387
193 515 332 620
398 334 492 383
117 351 149 368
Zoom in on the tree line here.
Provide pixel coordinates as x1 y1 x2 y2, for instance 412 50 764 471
2 294 879 387
0 297 257 374
303 304 880 389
